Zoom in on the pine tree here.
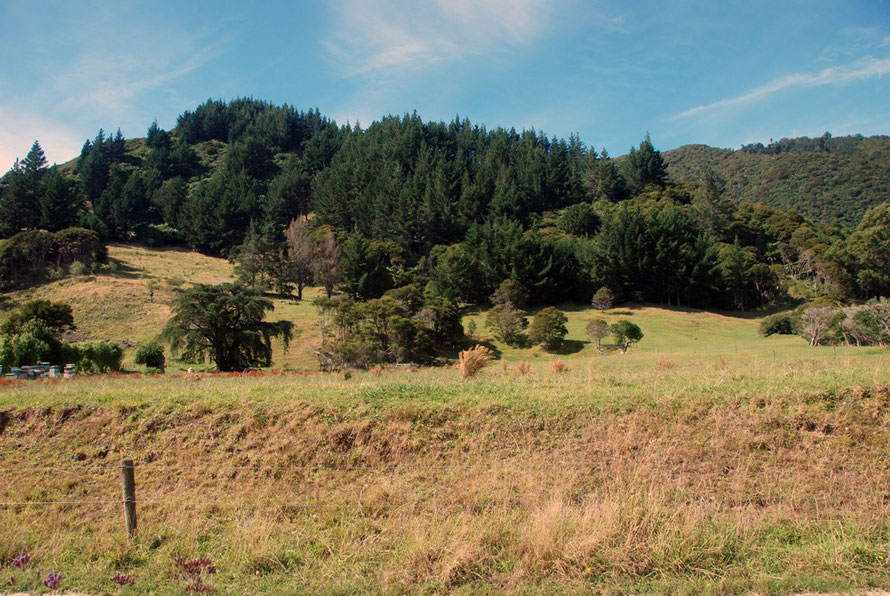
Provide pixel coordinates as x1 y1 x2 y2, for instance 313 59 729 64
622 134 667 196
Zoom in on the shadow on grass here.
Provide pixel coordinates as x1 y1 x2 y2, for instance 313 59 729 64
455 338 503 360
103 257 144 280
554 339 587 355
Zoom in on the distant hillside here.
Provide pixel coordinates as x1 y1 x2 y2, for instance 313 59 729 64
664 134 890 226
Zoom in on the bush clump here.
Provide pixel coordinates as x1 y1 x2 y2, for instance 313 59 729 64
528 307 568 352
759 312 794 336
80 341 124 373
134 342 166 372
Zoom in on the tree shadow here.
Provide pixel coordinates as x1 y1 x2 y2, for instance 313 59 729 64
455 337 503 360
102 257 143 280
554 339 587 355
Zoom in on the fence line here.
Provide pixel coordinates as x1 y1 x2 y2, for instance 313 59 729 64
1 454 885 474
2 492 885 508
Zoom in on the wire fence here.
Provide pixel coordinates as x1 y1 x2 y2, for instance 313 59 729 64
1 457 887 511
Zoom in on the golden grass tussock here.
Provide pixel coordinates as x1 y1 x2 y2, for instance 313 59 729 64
458 344 493 378
656 358 676 369
549 359 569 374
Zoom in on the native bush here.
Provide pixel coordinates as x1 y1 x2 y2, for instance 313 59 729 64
528 307 568 352
134 342 166 372
80 341 124 373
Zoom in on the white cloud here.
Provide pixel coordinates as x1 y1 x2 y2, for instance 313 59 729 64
326 0 553 76
673 56 890 120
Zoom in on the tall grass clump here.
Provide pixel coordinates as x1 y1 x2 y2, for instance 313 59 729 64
458 345 493 378
550 360 569 374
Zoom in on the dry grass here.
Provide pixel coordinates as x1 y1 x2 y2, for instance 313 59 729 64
2 376 890 593
549 359 569 374
656 357 676 369
458 345 493 378
516 361 532 376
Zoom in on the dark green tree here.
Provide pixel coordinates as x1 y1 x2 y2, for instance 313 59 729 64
39 172 82 231
339 233 393 299
586 149 629 202
528 306 568 351
622 135 667 196
163 283 293 372
610 320 643 353
693 168 735 241
848 201 890 297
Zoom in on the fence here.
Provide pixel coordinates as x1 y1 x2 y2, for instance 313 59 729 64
2 453 888 541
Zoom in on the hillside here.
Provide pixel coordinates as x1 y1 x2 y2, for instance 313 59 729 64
1 244 814 373
664 135 890 226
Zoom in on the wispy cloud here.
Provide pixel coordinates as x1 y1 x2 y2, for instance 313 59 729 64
0 5 233 171
326 0 553 76
50 28 231 117
673 56 890 120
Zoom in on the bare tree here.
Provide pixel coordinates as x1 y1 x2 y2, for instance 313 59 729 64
284 218 316 300
800 306 836 347
314 230 340 298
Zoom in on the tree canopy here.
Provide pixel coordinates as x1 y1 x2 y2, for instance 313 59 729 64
163 283 294 371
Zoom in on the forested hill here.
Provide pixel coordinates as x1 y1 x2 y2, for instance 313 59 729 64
664 134 890 226
3 98 890 311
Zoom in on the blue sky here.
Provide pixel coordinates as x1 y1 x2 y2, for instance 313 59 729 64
1 0 889 172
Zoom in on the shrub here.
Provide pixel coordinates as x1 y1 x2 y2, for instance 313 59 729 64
69 261 89 276
485 303 528 346
134 342 166 372
591 287 614 311
759 312 794 336
80 341 124 373
2 300 75 336
466 320 477 337
458 345 493 378
0 228 104 290
528 307 569 352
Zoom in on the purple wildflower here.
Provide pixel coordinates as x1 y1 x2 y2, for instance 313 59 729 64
42 571 62 589
113 571 136 585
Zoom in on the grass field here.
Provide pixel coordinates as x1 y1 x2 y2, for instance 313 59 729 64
2 246 890 593
1 242 811 372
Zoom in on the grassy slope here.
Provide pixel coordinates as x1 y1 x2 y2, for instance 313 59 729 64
3 247 890 593
2 354 890 593
3 243 808 372
0 244 325 371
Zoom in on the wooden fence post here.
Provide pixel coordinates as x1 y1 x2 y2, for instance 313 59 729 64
121 458 137 538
